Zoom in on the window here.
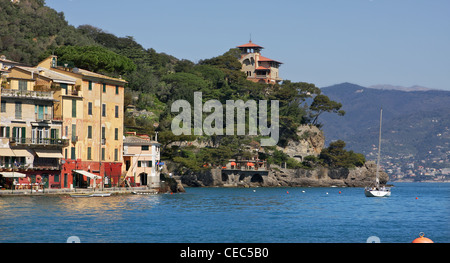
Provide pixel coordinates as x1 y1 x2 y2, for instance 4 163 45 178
138 161 152 167
88 81 92 91
87 147 92 160
0 126 11 138
72 99 76 118
1 100 5 112
114 149 118 161
101 148 105 161
87 126 92 139
18 80 27 91
141 145 149 151
54 174 60 183
102 83 106 93
88 102 92 115
115 105 119 118
102 104 106 117
115 85 119 95
60 83 68 95
70 147 76 160
15 102 22 119
101 126 105 140
65 148 68 159
114 128 118 140
71 124 76 142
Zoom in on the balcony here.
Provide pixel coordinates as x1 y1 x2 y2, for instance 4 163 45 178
35 113 52 122
1 89 54 101
9 137 69 148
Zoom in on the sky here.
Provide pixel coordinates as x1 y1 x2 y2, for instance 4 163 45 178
45 0 450 91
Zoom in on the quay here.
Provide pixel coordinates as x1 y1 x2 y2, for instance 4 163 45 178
0 186 158 196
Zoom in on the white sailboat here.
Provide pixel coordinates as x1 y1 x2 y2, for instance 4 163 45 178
365 108 391 197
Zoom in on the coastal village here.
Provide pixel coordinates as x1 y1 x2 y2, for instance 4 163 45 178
0 40 284 194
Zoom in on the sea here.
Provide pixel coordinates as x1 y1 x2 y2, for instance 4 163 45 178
0 182 448 243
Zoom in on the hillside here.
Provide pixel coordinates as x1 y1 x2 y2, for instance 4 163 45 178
1 0 361 174
319 83 450 171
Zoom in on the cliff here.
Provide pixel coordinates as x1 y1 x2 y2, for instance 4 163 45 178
177 126 388 188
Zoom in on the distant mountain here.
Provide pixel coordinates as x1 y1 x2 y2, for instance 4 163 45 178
318 83 450 167
368 84 435 92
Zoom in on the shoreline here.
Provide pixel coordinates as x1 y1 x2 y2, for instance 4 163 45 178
0 186 159 197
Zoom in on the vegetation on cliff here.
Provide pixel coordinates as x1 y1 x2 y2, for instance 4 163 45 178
1 0 363 172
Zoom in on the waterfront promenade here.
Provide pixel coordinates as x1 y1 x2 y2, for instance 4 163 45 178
0 186 158 196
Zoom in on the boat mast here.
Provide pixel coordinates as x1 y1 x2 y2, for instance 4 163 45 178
375 108 383 188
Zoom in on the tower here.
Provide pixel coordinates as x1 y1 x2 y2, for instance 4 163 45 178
237 41 282 84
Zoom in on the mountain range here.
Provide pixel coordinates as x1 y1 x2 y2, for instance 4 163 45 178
319 83 450 167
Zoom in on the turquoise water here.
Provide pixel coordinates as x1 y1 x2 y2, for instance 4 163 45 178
0 183 448 243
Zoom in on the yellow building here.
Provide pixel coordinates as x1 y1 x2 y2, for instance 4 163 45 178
0 65 71 189
237 41 282 84
37 56 127 188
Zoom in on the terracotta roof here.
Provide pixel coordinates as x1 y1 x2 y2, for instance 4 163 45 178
255 66 270 71
237 40 263 49
258 55 283 64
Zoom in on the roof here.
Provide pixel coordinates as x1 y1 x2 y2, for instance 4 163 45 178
14 66 77 84
72 67 127 84
237 40 264 49
255 66 270 71
258 55 283 64
123 136 160 146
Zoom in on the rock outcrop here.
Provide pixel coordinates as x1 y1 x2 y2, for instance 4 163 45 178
179 161 389 188
277 125 325 162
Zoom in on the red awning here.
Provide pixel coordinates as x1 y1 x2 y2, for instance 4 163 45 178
247 162 255 166
230 162 237 166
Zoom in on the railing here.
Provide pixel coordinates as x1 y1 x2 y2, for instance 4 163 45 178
9 137 69 147
35 113 52 122
1 89 54 100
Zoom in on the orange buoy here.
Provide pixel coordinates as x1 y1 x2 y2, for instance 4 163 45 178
412 232 434 243
416 197 419 200
339 191 341 194
286 191 289 194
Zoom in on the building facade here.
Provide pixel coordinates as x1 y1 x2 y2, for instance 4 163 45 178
37 56 127 189
122 134 161 188
0 65 71 189
237 41 282 84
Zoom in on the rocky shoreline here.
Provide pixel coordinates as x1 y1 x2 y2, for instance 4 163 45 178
178 161 389 189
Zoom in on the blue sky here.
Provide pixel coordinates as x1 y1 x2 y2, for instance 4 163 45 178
45 0 450 90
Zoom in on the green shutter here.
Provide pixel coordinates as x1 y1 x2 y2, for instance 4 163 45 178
21 127 26 143
72 99 76 118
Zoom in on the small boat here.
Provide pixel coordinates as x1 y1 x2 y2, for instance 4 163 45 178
70 192 111 197
70 193 92 198
91 193 111 197
364 108 391 198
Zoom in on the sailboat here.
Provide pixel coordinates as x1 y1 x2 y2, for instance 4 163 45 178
364 108 391 197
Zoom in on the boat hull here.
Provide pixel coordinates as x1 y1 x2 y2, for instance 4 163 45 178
364 189 391 197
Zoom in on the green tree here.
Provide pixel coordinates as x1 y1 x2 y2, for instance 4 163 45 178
309 94 345 126
319 140 365 168
53 45 136 76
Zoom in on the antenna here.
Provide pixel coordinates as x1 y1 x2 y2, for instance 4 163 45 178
249 33 252 42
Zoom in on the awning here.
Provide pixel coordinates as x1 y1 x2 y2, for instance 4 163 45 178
0 148 14 156
34 149 63 158
230 161 236 166
73 170 101 179
0 172 26 178
247 162 255 166
13 149 32 157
